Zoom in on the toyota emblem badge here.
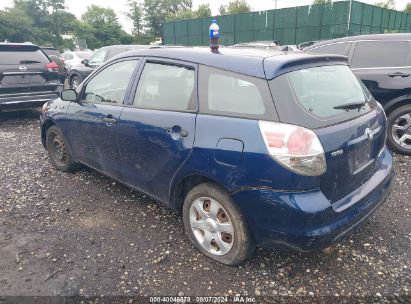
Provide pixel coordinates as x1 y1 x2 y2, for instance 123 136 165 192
365 128 374 140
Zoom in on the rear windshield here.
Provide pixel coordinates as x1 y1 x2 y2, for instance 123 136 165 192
75 52 92 59
0 46 50 65
270 65 376 129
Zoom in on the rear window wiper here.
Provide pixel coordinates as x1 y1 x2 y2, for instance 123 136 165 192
333 102 366 111
19 60 42 64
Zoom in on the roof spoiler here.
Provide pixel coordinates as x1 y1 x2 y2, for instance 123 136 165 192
264 54 349 80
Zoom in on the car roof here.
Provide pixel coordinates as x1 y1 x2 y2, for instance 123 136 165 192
306 33 411 50
0 42 40 49
101 44 151 50
120 46 348 78
41 46 57 50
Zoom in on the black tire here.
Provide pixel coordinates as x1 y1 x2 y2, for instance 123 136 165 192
70 75 82 89
182 182 255 266
46 126 78 172
386 104 411 155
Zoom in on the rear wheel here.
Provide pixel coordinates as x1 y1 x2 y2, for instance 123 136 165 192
182 183 255 265
46 126 78 172
70 75 81 89
387 105 411 155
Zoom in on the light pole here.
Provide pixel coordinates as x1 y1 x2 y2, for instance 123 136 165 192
347 0 353 36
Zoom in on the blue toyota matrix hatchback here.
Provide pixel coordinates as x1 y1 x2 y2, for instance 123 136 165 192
40 47 394 265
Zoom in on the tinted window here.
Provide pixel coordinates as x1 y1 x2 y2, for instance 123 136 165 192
0 46 49 65
310 42 349 55
351 41 410 68
270 65 376 129
83 60 138 104
89 49 107 65
133 62 195 112
199 65 277 120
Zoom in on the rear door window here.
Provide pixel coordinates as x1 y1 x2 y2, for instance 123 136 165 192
310 42 350 55
270 65 376 129
133 62 196 112
199 65 277 120
351 41 410 68
0 46 49 65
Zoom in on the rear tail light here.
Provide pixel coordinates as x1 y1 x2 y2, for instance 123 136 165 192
259 121 327 176
377 102 387 157
46 61 59 72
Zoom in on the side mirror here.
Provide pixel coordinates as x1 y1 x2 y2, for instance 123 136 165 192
81 59 89 66
60 89 78 102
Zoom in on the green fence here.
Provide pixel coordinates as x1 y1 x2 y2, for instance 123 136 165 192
163 0 411 46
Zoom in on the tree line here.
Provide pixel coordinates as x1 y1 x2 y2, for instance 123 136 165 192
0 0 251 50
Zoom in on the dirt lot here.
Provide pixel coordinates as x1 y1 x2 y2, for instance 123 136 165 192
0 109 410 301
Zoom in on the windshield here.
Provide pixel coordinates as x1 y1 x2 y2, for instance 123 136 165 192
89 49 107 65
270 65 376 129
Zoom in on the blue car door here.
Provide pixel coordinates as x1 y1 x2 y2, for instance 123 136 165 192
117 59 198 202
65 58 140 177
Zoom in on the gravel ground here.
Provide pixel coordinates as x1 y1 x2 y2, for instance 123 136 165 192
0 109 410 301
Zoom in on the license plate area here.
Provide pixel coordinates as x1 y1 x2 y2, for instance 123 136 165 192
2 75 45 84
349 140 372 174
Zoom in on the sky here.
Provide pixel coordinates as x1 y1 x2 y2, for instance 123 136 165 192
0 0 410 33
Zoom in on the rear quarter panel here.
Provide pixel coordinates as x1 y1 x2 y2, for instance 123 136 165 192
171 115 322 197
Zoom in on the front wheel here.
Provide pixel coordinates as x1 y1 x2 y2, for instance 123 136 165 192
387 105 411 155
182 183 255 265
46 126 78 172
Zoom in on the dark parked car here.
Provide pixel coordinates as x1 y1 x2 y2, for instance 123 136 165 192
230 41 280 50
40 47 393 265
305 33 411 155
41 47 67 83
68 45 150 89
0 43 62 110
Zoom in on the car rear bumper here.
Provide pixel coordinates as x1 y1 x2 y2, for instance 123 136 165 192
231 147 394 251
0 90 61 110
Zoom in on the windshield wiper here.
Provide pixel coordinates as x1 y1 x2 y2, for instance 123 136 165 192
333 102 366 111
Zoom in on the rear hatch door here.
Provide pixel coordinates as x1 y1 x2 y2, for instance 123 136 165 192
269 63 386 203
0 45 60 95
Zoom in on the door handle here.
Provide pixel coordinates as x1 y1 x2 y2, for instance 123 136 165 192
180 130 189 137
102 117 117 125
388 72 410 77
166 126 189 138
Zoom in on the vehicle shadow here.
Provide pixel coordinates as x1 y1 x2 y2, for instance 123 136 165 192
0 108 41 122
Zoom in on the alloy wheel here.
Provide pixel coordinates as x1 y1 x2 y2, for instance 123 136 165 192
392 113 411 150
